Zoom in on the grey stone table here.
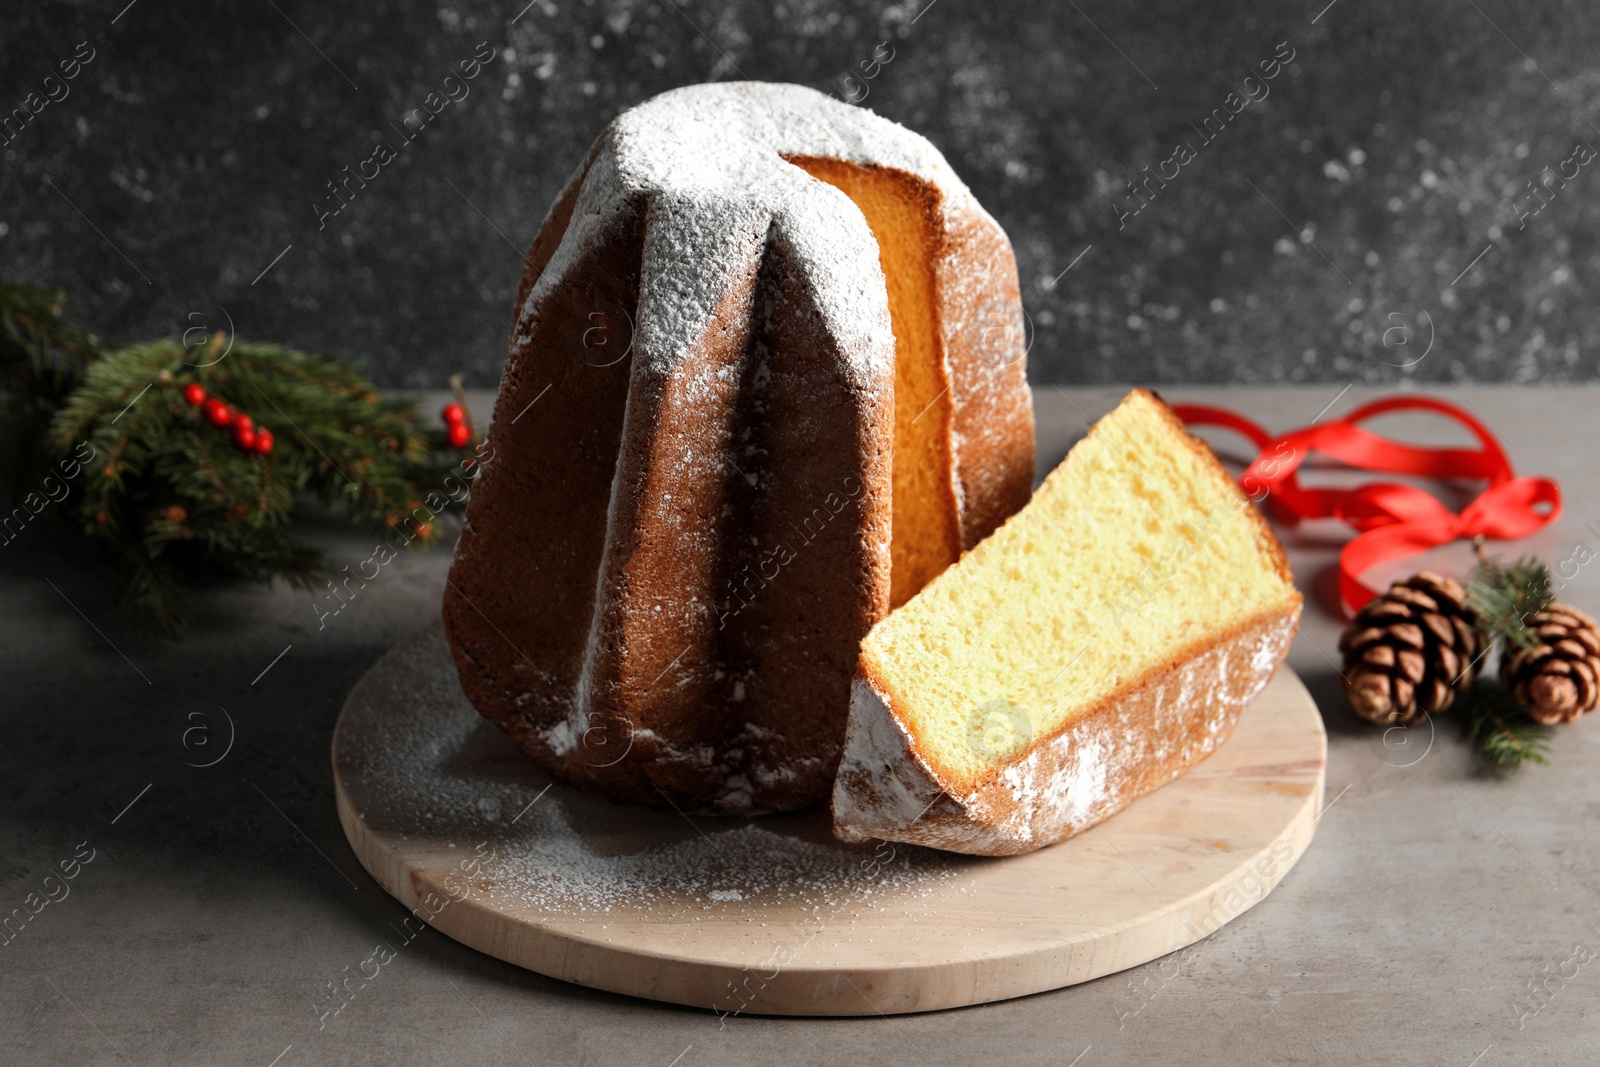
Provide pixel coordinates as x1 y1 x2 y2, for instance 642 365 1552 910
3 385 1598 1066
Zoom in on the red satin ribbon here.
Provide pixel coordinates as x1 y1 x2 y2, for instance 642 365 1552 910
1168 396 1562 615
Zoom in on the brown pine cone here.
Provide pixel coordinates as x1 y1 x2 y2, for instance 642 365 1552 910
1339 571 1485 725
1501 604 1600 725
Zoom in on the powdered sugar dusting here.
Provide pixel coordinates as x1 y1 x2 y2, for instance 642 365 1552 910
491 809 953 913
342 627 961 915
606 82 908 388
832 678 937 839
1054 735 1106 828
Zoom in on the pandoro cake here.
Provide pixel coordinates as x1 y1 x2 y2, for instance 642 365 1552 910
832 389 1303 855
443 82 1035 815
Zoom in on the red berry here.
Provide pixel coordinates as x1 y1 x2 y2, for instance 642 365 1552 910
441 403 466 425
182 382 206 406
446 422 471 448
234 413 253 434
234 426 258 452
255 428 275 454
204 398 233 426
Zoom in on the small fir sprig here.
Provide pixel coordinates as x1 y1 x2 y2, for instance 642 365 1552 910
1462 682 1552 770
1458 538 1592 768
1465 539 1554 653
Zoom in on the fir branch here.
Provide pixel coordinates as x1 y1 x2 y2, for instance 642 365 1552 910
118 553 192 637
1466 538 1553 652
3 284 470 635
0 285 102 493
0 283 100 386
1463 683 1552 769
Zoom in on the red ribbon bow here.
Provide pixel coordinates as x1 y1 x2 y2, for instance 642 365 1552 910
1169 396 1562 615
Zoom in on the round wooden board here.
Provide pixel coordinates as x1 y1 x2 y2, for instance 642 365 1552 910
333 622 1326 1017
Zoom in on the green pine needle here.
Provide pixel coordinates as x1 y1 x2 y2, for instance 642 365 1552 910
1465 549 1553 652
1463 684 1551 769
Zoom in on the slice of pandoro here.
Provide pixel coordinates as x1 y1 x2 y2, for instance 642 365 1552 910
831 389 1302 855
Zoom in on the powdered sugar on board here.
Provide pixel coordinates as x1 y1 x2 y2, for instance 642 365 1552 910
336 622 964 918
334 621 1324 1014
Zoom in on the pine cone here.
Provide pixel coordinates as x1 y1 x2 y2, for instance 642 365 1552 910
1500 604 1600 725
1339 572 1485 725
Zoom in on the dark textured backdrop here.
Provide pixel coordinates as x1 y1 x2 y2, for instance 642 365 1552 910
3 0 1597 388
